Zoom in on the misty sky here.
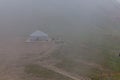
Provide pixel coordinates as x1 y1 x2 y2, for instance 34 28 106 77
0 0 120 39
117 0 120 3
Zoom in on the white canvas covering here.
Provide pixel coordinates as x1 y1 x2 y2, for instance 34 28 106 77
26 30 50 42
30 30 48 37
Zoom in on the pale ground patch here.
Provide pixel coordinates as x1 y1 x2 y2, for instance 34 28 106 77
0 37 91 80
0 37 55 80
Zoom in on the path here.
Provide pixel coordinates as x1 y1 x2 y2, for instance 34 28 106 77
0 37 92 80
40 64 91 80
34 44 91 80
0 37 56 80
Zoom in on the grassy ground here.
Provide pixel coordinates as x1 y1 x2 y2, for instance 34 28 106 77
51 29 120 80
24 64 73 80
55 58 93 76
88 29 120 80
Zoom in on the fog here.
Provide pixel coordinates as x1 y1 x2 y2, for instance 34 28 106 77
0 0 120 39
1 0 120 59
0 0 120 79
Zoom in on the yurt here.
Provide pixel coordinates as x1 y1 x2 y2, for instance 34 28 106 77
26 30 50 42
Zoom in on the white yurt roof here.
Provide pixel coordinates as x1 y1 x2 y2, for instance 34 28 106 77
30 30 48 37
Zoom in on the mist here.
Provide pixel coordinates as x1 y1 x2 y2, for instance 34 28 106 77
0 0 120 80
0 0 119 38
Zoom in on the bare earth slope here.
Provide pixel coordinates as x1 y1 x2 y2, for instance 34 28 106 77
0 37 55 80
0 37 90 80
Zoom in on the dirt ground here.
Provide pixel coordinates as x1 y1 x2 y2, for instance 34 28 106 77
0 37 56 80
0 37 92 80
